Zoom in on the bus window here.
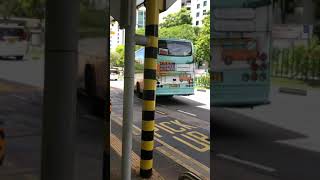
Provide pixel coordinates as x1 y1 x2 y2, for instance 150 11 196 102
158 40 192 56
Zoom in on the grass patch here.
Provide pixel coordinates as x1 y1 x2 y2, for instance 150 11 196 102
195 86 209 90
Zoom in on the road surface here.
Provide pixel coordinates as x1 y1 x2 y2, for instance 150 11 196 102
212 87 320 180
111 80 211 179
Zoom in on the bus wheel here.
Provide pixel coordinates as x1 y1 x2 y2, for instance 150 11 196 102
161 95 173 99
16 56 23 60
136 83 143 99
84 64 96 97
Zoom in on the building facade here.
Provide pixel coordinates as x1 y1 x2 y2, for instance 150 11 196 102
110 21 125 50
110 0 211 48
191 0 210 27
136 6 146 29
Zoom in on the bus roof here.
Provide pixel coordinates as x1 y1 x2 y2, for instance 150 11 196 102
135 39 193 61
0 24 25 29
159 38 193 43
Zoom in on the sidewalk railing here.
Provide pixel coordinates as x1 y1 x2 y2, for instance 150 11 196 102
271 48 320 81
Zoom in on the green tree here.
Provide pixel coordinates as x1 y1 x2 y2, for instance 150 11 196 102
12 0 45 19
0 0 19 20
111 51 121 67
194 14 210 64
115 45 125 67
160 8 192 28
136 28 145 35
160 24 196 42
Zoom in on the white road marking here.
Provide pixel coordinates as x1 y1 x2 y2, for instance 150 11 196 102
156 110 167 115
196 105 210 110
10 94 28 101
216 154 276 173
177 109 197 117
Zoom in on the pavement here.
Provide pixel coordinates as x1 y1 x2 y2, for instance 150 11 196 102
0 38 204 180
110 80 210 179
212 85 320 180
0 78 198 180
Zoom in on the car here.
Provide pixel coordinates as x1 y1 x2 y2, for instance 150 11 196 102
110 68 120 81
0 24 28 60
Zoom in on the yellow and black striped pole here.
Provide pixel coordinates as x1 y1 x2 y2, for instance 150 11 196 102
140 0 159 178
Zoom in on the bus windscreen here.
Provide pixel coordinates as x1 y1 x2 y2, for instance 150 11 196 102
158 40 192 56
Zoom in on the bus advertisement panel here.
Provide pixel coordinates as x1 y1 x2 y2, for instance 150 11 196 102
211 0 272 107
135 39 195 97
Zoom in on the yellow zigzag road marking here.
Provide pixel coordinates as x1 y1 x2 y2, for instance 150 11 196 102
111 113 210 179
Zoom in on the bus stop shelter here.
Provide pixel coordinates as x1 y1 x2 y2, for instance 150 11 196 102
41 0 176 180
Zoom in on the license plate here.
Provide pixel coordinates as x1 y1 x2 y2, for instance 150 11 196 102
169 84 179 88
159 62 175 71
8 38 17 43
212 72 223 82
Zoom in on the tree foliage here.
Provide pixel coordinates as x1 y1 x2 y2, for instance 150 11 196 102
136 28 145 35
194 14 210 64
0 0 19 19
111 51 121 67
160 24 196 42
0 0 45 20
114 45 125 67
17 0 45 19
160 8 192 28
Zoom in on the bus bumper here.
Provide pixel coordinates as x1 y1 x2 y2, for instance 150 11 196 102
156 87 194 96
211 100 271 108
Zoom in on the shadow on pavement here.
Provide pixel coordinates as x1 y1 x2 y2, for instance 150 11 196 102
211 107 320 180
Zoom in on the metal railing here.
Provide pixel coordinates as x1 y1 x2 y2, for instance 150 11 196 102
271 48 320 81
